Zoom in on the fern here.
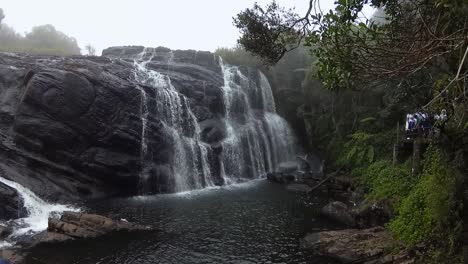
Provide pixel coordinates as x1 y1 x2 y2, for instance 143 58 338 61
346 145 358 160
366 146 375 163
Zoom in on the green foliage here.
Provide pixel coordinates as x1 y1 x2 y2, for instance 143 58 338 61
361 160 415 207
389 146 463 250
233 1 467 258
215 46 262 67
233 2 302 64
337 131 375 167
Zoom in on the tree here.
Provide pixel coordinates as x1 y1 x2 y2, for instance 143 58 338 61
0 21 81 55
25 24 81 55
234 1 311 64
85 44 96 56
235 0 468 94
0 8 5 28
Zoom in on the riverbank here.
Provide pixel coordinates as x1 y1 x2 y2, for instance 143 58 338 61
267 168 416 263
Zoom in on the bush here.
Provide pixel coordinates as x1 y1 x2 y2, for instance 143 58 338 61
389 146 463 251
336 131 375 168
361 160 415 208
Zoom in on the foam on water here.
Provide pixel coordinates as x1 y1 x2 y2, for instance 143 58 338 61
132 178 264 201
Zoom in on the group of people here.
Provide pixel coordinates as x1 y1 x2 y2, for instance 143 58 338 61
405 109 447 138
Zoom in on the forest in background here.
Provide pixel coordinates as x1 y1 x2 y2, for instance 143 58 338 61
225 0 468 262
0 8 80 55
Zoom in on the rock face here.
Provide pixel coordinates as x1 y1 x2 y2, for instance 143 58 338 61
302 227 414 263
0 46 298 203
0 182 25 221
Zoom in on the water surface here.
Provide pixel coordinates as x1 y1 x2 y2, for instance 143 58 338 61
27 180 340 264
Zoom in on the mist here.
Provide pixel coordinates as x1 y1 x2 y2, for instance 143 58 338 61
0 9 80 55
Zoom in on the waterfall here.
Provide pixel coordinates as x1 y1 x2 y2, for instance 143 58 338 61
218 58 297 183
133 48 214 193
132 49 297 193
0 176 80 237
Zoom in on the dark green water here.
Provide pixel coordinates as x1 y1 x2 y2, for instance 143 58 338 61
26 180 340 264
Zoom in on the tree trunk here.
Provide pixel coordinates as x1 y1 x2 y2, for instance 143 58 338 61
393 122 400 165
412 137 422 175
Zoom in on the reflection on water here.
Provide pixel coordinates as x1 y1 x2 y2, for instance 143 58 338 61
27 180 340 264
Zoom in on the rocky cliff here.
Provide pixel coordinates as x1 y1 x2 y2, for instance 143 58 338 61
0 46 297 207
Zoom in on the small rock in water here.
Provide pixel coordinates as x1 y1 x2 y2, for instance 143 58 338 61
286 183 312 193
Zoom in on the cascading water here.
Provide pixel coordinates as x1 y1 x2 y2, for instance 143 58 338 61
218 58 297 183
133 48 214 193
132 48 296 193
0 176 80 239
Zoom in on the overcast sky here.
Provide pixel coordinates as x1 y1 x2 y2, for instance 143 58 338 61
1 0 371 55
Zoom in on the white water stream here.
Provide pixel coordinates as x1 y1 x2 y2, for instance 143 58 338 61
0 176 80 243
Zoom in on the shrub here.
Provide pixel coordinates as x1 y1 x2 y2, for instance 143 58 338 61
336 131 375 168
361 160 415 208
389 146 463 251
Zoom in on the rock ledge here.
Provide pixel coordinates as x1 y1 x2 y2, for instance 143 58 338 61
302 227 414 264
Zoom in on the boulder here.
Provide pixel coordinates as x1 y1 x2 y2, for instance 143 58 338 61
353 200 394 228
46 211 151 240
266 172 295 184
320 201 356 227
302 227 414 263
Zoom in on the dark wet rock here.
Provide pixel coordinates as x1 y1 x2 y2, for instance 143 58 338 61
353 200 394 228
0 46 231 201
302 227 414 263
0 224 13 239
46 211 151 240
266 172 296 184
286 183 312 193
199 119 227 144
277 161 298 173
320 199 394 228
320 201 356 227
0 212 151 264
0 182 25 221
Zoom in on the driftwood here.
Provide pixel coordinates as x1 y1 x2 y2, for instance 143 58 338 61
296 155 311 170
